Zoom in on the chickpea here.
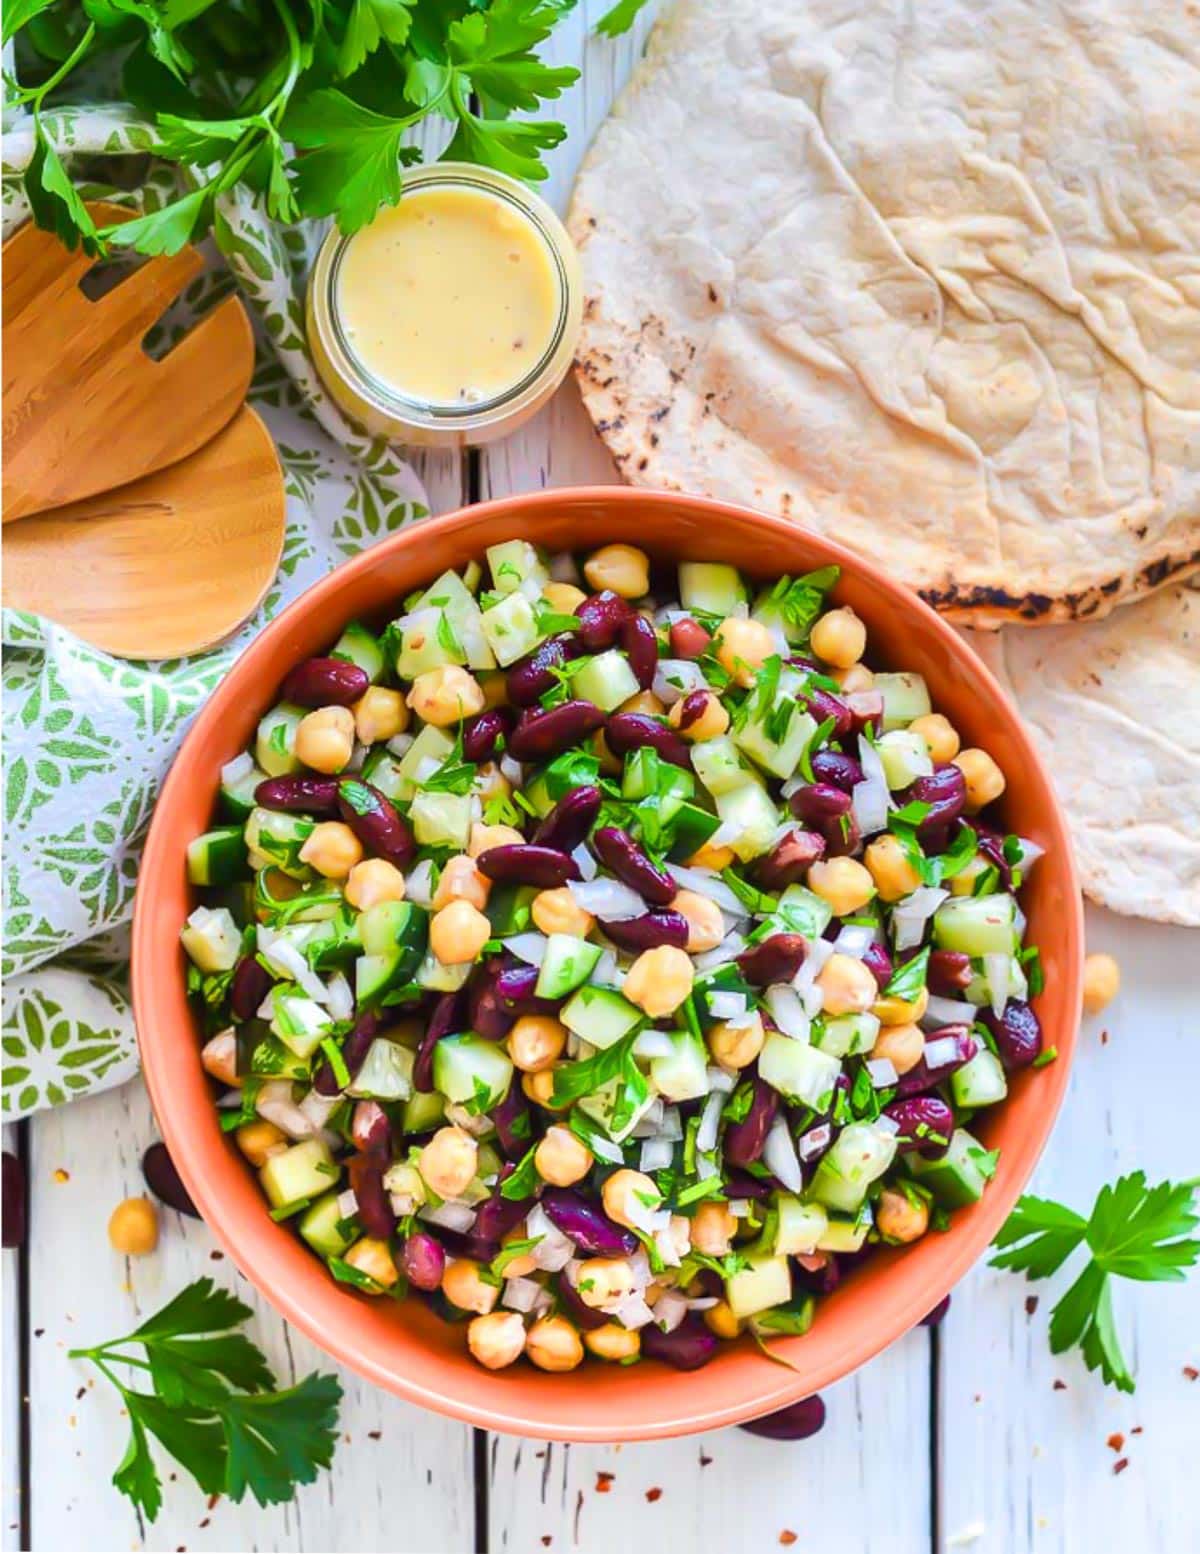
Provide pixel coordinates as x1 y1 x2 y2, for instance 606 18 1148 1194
525 1314 584 1372
469 822 525 858
235 1119 288 1168
1082 952 1121 1016
543 581 587 615
419 1126 479 1199
810 606 867 669
876 1187 929 1244
808 856 876 916
521 1068 569 1110
407 665 486 727
299 821 363 880
442 1257 498 1315
585 1322 641 1361
507 1014 567 1074
473 762 511 807
531 1126 593 1190
954 748 1006 813
601 1169 660 1231
295 704 355 774
816 953 878 1016
707 1013 765 1071
620 690 667 717
433 854 491 913
108 1196 158 1256
478 671 509 710
869 1022 925 1076
908 713 960 763
690 1200 737 1256
668 690 729 742
864 834 922 903
833 663 875 694
666 1215 692 1261
429 899 491 965
499 1223 538 1278
345 857 407 910
468 1311 527 1371
704 1300 743 1340
345 1236 400 1288
575 1256 637 1309
531 887 594 939
623 945 694 1018
583 543 650 600
872 986 929 1026
672 889 725 953
352 686 408 746
200 1029 238 1086
947 853 991 897
713 617 775 688
590 726 623 776
688 838 735 871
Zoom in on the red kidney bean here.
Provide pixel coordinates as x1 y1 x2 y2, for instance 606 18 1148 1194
737 933 808 986
602 910 690 951
862 941 893 991
230 954 273 1021
825 810 862 859
477 844 581 888
723 1076 778 1167
975 823 1016 888
894 1027 978 1097
469 964 516 1041
541 1189 637 1255
593 826 676 906
669 617 711 659
794 1255 841 1296
337 778 416 868
740 1394 826 1440
605 712 691 769
575 590 633 651
724 1170 774 1200
349 1154 395 1239
314 1009 382 1096
492 1078 535 1159
845 690 884 735
532 785 602 853
254 774 340 814
491 963 553 1013
755 828 826 889
789 783 852 828
802 687 852 738
509 700 606 762
882 1096 954 1158
413 989 468 1094
620 613 660 690
281 657 369 708
351 1100 392 1156
142 1142 199 1218
641 1314 718 1371
811 749 864 791
557 1274 610 1332
506 633 584 707
904 765 966 841
982 1000 1042 1070
921 1294 951 1327
675 689 712 731
401 1231 446 1291
467 1179 533 1259
2 1152 25 1249
928 950 972 995
462 706 515 762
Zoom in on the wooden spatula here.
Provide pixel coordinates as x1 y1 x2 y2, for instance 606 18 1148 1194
2 200 254 523
2 407 286 660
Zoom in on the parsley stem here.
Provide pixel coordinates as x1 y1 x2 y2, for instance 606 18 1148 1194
11 23 96 110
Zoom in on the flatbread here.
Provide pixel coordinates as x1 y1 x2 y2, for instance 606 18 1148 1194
570 0 1200 625
967 581 1200 924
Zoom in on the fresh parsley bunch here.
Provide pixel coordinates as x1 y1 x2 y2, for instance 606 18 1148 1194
69 1277 342 1521
4 0 645 258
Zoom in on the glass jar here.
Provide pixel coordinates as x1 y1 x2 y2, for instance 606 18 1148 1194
307 163 582 449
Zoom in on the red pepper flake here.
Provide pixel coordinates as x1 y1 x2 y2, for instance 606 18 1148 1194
210 1250 224 1261
1052 1380 1067 1391
1131 1426 1143 1435
645 1487 663 1503
1113 1458 1129 1476
75 1386 86 1400
1106 1433 1124 1453
1184 1366 1198 1382
368 1430 381 1441
1024 1296 1039 1316
699 1452 713 1467
34 1328 44 1338
198 1520 210 1530
1100 1031 1109 1045
595 1471 615 1493
540 1539 552 1548
779 1532 798 1547
206 1494 220 1511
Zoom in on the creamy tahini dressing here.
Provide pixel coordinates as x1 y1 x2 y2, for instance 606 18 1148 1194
335 184 560 406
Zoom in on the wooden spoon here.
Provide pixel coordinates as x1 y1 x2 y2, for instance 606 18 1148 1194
2 407 286 660
2 201 254 523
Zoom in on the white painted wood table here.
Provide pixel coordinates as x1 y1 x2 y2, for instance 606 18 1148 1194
4 8 1197 1551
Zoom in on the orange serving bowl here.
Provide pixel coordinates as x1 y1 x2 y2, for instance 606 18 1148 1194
133 488 1083 1441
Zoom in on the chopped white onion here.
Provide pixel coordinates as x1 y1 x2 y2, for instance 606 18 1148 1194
630 1098 665 1137
625 1194 671 1237
1014 837 1045 872
704 816 744 851
923 995 977 1029
389 1192 416 1216
526 1204 575 1270
639 1136 675 1172
633 1030 676 1059
696 1090 724 1155
656 1105 684 1142
419 1201 478 1233
299 1089 342 1129
866 1057 899 1088
336 1188 358 1217
221 751 255 785
792 936 834 995
765 984 811 1042
686 1297 720 1311
588 948 621 989
797 1123 832 1162
892 887 948 952
256 1080 315 1139
346 740 369 773
386 731 414 758
763 1115 804 1192
256 927 328 1003
729 1199 752 1217
874 1113 901 1136
651 1289 689 1333
502 1276 546 1314
852 734 891 835
1012 902 1028 940
325 970 354 1022
502 932 549 966
610 1294 656 1330
654 1225 684 1268
664 863 748 917
983 953 1013 1018
834 923 874 959
922 1035 963 1068
571 843 598 882
652 659 708 706
587 1131 625 1165
568 878 645 921
405 858 436 908
256 989 275 1020
444 1102 495 1137
705 1065 735 1094
499 755 524 786
413 755 441 784
693 933 747 971
708 990 748 1020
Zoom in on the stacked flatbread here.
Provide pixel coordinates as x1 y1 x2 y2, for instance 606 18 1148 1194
570 0 1200 922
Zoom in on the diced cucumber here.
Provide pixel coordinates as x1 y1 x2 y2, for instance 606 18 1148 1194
561 985 643 1049
307 907 362 970
401 1088 446 1134
416 951 473 992
410 790 474 850
299 1192 357 1258
813 1011 880 1059
622 746 695 803
347 1037 414 1100
768 883 833 941
392 724 456 803
488 539 549 596
572 649 641 712
236 1027 310 1081
396 607 464 680
255 703 307 778
354 908 428 1005
816 1205 873 1253
668 800 721 859
270 989 332 1059
873 672 931 732
714 781 781 861
725 1254 792 1320
181 906 242 973
485 883 538 938
480 592 540 666
535 934 602 999
877 730 934 790
244 807 314 879
360 747 405 802
577 1075 657 1142
759 1031 841 1107
807 1121 898 1214
733 669 817 780
359 900 423 959
933 894 1017 957
220 759 267 821
415 569 496 671
950 1049 1008 1109
259 1138 339 1210
432 1033 513 1109
331 621 387 684
187 826 247 887
463 559 483 594
648 1027 709 1102
905 1128 989 1208
679 561 747 618
775 1195 829 1255
691 963 755 1025
965 956 1028 1010
691 736 751 796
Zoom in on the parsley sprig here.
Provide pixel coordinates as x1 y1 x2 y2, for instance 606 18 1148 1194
991 1172 1200 1392
68 1279 342 1521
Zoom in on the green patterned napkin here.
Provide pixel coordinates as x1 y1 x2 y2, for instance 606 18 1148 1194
2 106 429 1119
